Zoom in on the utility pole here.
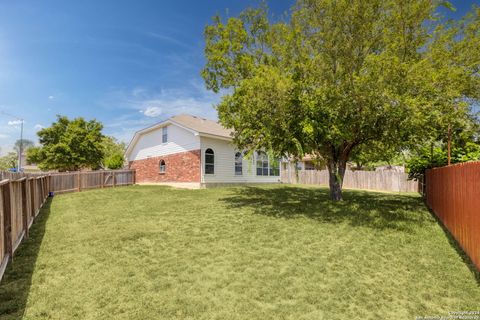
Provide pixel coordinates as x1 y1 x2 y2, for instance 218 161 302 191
1 111 24 172
447 124 452 166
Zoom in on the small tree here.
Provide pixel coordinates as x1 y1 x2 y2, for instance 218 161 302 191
27 115 104 171
102 136 126 169
0 152 18 170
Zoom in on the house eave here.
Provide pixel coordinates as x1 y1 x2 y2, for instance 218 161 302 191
198 133 233 142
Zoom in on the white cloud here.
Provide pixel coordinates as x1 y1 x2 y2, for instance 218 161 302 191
48 95 55 100
34 124 44 130
8 119 23 126
98 78 224 144
0 133 8 139
142 106 162 117
98 80 221 120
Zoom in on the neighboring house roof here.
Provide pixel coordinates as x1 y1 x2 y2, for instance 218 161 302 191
125 114 233 159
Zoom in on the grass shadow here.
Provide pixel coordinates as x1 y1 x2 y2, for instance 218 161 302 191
0 198 53 320
426 206 480 285
221 185 431 232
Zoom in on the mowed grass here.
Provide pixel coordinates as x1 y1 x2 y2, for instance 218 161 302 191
0 185 479 320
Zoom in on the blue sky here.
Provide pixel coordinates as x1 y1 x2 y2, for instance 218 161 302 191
0 0 477 154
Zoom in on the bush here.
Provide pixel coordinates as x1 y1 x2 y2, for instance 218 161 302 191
407 142 480 180
104 154 124 169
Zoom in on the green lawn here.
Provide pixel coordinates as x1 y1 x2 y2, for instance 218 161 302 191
0 185 479 319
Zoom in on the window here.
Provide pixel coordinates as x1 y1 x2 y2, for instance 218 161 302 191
162 126 168 143
235 152 243 175
159 160 166 173
256 151 269 176
256 151 280 176
205 148 214 174
269 156 280 176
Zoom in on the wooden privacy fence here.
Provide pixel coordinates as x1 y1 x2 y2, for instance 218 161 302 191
426 161 480 271
0 169 135 282
0 175 50 281
50 170 135 194
281 169 419 193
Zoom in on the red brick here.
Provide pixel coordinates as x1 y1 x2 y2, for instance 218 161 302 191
129 150 201 183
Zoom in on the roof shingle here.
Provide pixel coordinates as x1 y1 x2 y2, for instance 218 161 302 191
170 114 233 139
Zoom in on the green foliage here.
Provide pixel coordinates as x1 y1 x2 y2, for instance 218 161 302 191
202 0 480 200
407 142 480 180
27 115 104 171
102 136 126 169
350 142 406 170
104 153 124 170
0 152 18 170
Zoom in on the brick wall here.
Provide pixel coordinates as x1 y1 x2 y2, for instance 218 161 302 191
129 150 201 183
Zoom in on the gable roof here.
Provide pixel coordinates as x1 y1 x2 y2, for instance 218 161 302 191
170 114 233 139
124 114 233 159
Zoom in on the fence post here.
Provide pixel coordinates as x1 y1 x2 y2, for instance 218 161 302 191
101 171 104 188
30 179 35 218
113 172 116 188
2 181 13 260
21 179 29 239
77 172 81 192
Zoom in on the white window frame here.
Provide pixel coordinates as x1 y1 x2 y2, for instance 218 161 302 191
159 159 166 173
205 148 214 175
235 152 243 175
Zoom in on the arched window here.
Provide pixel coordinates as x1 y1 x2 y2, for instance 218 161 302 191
205 148 214 174
256 151 269 176
159 160 166 173
255 151 280 176
235 152 243 175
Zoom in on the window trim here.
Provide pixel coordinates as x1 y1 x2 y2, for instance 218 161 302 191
162 126 168 144
235 152 243 176
256 151 280 177
205 148 215 175
256 151 269 176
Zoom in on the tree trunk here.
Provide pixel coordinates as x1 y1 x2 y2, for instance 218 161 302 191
327 156 348 201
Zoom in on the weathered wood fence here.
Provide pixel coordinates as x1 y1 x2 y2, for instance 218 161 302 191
281 169 419 193
425 161 480 271
0 175 50 281
0 169 135 282
50 170 135 194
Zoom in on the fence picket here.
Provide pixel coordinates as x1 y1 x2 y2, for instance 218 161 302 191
281 168 419 193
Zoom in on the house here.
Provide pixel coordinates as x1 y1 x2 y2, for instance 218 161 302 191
125 114 281 187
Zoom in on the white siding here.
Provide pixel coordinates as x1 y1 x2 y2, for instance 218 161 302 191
200 137 281 184
128 124 200 161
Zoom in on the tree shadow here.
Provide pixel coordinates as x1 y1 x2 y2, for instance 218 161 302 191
0 198 53 320
221 186 431 233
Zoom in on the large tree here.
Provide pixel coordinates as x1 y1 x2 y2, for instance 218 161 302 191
202 0 479 200
27 116 104 171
